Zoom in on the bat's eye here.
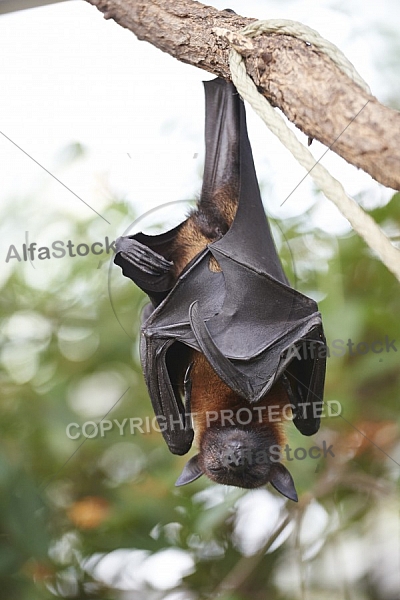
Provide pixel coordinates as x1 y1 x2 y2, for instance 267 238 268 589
207 466 224 475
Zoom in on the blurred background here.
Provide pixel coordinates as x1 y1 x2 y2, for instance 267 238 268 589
0 0 399 598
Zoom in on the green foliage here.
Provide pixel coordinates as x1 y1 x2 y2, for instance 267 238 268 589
0 181 399 599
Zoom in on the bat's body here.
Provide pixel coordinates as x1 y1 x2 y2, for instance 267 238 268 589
115 78 326 501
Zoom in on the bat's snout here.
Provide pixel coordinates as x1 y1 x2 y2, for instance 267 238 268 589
220 433 257 472
223 441 250 471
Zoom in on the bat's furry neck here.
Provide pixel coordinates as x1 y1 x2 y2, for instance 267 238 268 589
190 351 288 450
170 185 238 277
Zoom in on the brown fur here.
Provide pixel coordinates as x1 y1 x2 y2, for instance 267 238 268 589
170 186 237 276
189 350 289 450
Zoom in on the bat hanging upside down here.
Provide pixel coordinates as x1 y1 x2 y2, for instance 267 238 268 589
114 78 326 502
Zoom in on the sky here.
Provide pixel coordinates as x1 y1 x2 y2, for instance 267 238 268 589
0 0 399 267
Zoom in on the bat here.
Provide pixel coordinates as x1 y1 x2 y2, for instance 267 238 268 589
114 78 326 501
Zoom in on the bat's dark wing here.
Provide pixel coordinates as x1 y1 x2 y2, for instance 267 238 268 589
114 78 326 455
114 224 183 307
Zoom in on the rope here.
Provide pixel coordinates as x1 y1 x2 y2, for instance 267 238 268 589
223 19 400 281
241 19 371 94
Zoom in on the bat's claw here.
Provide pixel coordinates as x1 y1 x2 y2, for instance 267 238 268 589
114 236 175 293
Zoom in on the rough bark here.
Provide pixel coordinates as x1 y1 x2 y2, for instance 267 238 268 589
85 0 400 192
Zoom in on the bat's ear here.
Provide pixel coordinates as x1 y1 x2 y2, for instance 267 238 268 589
175 454 204 487
269 463 298 502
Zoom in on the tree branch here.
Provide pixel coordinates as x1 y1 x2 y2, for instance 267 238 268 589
85 0 400 192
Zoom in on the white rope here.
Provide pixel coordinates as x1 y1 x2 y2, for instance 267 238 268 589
224 20 400 282
241 19 371 94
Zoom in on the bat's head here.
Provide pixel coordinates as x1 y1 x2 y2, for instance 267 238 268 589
175 426 298 501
